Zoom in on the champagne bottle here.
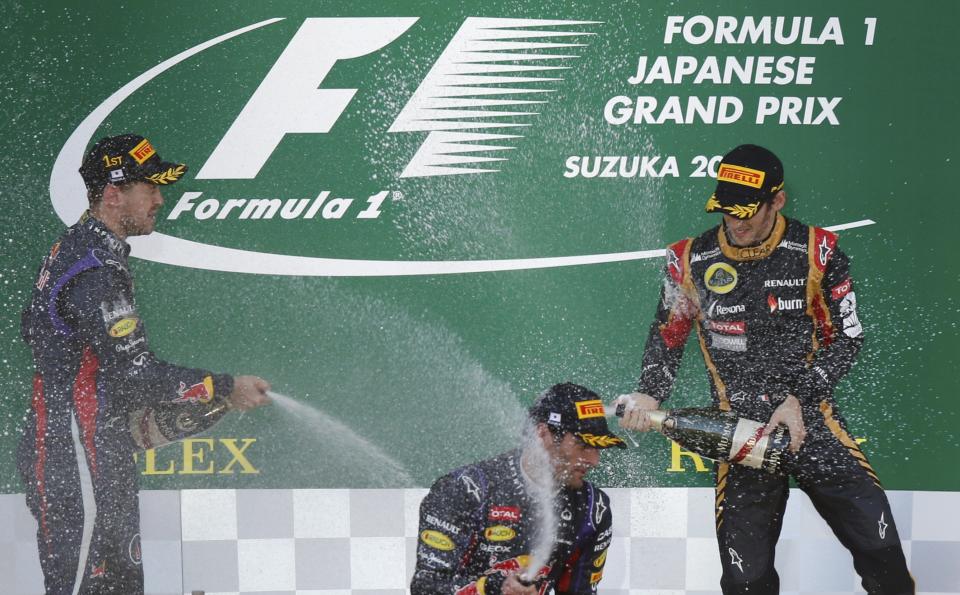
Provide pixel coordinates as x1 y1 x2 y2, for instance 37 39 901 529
615 405 790 473
128 401 229 451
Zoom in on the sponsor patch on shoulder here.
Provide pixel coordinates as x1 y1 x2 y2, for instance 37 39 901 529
831 277 852 300
593 549 608 568
109 317 139 338
488 506 521 523
420 529 454 551
172 376 215 404
425 513 461 535
484 525 516 541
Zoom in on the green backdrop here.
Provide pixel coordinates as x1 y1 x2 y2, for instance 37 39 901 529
1 0 957 491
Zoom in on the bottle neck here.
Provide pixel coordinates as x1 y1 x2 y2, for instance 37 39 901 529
646 410 667 431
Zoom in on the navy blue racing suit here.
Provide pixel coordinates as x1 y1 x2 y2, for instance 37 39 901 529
637 214 914 594
18 211 234 594
411 450 612 595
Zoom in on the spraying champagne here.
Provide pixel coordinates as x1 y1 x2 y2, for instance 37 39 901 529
128 376 271 450
614 404 791 473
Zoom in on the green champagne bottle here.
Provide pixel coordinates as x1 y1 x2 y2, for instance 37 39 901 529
617 405 791 473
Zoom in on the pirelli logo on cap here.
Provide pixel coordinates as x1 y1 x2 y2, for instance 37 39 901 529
129 138 156 164
717 164 765 189
575 399 605 419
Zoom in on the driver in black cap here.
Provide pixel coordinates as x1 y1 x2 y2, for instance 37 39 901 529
411 383 625 595
616 144 914 594
18 133 271 594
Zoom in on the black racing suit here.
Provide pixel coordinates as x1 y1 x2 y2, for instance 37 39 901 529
637 214 913 595
18 212 234 595
411 450 612 595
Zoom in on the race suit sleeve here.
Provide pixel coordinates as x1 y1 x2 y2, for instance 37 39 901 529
554 489 612 595
411 470 486 595
60 264 234 410
793 242 864 403
636 256 698 402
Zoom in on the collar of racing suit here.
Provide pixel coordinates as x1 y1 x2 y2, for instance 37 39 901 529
79 209 131 258
717 213 786 262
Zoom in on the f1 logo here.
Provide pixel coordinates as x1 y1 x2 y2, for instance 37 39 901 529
197 18 419 180
196 17 595 180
